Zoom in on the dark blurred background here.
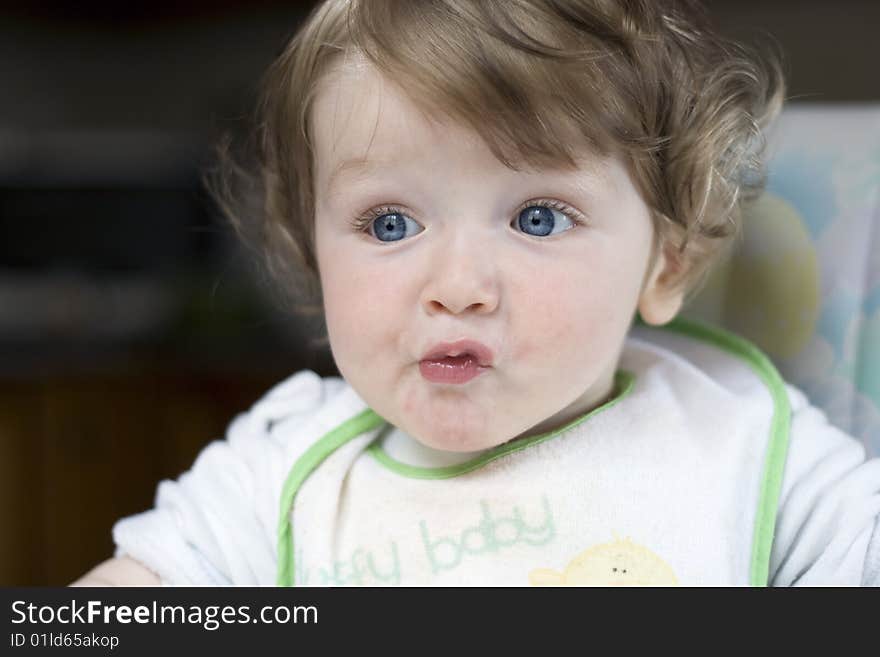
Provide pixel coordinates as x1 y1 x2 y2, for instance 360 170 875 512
1 0 878 585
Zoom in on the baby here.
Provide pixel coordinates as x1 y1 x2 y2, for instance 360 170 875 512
74 0 880 586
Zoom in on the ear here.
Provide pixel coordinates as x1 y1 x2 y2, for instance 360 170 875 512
637 241 685 326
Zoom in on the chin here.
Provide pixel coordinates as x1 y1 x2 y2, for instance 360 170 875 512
411 420 503 453
391 381 507 452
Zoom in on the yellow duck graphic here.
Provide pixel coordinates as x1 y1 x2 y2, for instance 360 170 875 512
529 535 678 586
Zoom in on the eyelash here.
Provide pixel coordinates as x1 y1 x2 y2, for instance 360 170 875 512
348 199 586 236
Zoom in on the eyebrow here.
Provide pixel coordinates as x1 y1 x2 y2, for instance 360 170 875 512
322 153 611 199
324 156 390 197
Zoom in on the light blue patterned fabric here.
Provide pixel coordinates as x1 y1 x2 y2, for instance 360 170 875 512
685 104 880 457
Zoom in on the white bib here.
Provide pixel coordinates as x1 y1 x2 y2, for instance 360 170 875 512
280 320 788 586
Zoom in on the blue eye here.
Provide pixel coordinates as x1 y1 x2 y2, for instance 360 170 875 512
516 205 575 237
370 212 423 242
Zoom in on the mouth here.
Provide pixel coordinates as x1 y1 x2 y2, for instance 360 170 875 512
419 339 494 384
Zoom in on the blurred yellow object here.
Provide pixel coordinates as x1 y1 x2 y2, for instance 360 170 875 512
689 193 820 361
725 193 820 360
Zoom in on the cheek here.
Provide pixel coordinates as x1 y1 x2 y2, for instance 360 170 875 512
507 268 581 362
319 253 401 356
508 251 636 363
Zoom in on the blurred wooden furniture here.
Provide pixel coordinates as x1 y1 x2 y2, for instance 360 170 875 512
0 361 304 586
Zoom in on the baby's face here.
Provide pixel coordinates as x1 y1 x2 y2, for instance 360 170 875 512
312 60 674 452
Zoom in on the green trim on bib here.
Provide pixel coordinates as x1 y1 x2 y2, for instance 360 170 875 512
655 316 791 588
276 407 386 586
368 369 635 479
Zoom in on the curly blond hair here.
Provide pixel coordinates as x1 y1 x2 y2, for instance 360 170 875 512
206 0 786 328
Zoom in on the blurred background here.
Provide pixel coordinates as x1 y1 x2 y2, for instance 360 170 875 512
0 0 878 585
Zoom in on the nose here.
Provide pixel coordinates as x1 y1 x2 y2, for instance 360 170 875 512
420 227 500 316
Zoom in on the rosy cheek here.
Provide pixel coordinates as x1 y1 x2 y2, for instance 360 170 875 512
510 278 580 362
327 271 397 348
353 280 396 322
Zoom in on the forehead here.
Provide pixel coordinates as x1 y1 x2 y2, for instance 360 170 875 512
310 58 611 198
313 60 481 188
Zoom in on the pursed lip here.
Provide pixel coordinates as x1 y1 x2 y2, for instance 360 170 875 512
420 339 495 367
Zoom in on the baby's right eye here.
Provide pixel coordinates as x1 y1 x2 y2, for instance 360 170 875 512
352 208 424 243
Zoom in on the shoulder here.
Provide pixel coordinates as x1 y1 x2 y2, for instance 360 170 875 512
623 318 785 413
627 317 866 445
623 318 827 505
222 369 366 454
112 369 368 585
242 369 349 431
174 369 373 503
626 319 880 585
624 318 868 465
